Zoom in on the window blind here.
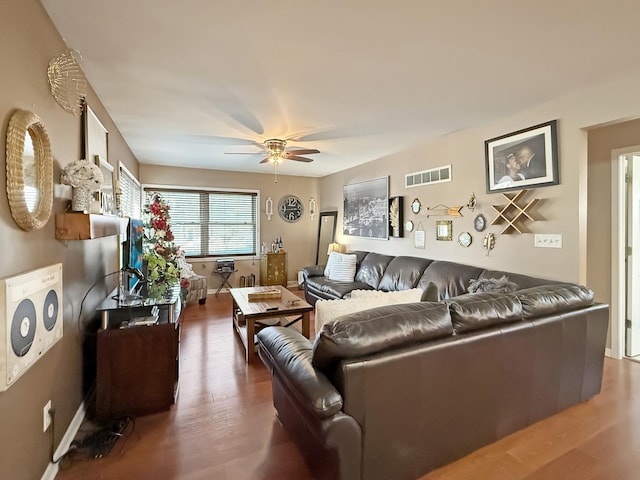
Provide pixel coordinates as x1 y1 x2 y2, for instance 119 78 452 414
145 188 258 257
119 166 141 218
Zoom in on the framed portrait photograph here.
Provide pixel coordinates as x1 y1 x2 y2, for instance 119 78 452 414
343 176 389 239
485 120 558 193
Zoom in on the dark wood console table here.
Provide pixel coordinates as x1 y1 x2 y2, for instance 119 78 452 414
95 287 181 419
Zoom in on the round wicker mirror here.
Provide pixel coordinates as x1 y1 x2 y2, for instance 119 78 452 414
6 110 53 231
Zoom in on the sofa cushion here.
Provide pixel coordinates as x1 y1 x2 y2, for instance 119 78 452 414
377 256 433 291
305 276 372 299
355 253 395 289
446 292 523 334
515 283 594 319
312 302 453 372
417 261 485 299
315 288 423 332
324 252 358 282
421 282 439 302
468 275 518 294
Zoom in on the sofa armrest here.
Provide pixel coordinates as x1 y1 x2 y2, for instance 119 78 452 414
302 264 326 279
257 327 343 418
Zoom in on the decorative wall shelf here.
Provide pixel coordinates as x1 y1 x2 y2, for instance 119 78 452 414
490 189 541 234
55 213 128 240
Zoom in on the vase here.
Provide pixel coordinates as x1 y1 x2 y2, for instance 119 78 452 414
71 187 92 212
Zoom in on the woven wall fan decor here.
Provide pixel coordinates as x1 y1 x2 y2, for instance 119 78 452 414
47 49 86 116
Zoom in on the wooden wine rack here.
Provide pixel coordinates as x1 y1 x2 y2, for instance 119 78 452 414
490 189 540 234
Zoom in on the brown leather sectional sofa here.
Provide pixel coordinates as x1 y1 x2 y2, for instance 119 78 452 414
258 252 609 480
302 251 565 306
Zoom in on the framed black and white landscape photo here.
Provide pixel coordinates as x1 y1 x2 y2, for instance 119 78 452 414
343 176 389 239
485 120 559 193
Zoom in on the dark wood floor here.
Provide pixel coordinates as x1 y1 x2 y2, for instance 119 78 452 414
57 291 640 480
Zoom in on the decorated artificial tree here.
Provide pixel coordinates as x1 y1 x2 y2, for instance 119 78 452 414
143 192 180 298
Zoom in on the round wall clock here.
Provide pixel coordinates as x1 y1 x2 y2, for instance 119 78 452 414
474 213 486 232
458 231 472 247
278 195 304 223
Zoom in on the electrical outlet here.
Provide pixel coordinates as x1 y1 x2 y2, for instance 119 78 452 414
43 400 52 432
534 234 563 248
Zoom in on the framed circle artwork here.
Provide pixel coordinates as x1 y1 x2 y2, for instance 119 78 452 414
458 231 472 247
405 220 414 232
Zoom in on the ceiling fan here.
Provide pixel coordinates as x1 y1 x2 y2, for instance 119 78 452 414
225 138 320 165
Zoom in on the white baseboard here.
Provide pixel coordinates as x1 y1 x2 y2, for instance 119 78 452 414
41 401 86 480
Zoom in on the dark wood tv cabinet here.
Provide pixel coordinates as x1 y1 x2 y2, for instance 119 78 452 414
95 288 181 419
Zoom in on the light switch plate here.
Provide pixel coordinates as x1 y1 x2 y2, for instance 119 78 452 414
534 234 562 248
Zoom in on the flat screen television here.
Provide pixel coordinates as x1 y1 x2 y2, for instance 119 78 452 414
123 218 144 291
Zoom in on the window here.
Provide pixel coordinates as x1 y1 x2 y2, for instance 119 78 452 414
119 165 141 218
144 188 258 257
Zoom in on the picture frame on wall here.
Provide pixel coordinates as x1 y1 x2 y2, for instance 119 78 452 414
343 176 389 239
485 120 559 193
389 196 404 238
94 155 117 215
83 103 108 163
436 220 452 241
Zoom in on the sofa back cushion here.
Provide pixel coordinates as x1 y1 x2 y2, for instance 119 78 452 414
312 302 453 373
417 261 485 300
377 256 434 291
514 283 594 319
445 292 523 334
354 252 395 289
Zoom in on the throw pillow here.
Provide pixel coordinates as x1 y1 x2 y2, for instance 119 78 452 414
324 253 357 282
315 288 423 332
468 275 518 294
349 288 423 302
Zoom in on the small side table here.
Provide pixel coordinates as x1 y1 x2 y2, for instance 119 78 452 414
214 268 236 296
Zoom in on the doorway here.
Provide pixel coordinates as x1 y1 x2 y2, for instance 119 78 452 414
614 150 640 358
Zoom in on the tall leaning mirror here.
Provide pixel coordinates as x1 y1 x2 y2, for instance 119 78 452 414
316 211 338 265
5 109 53 231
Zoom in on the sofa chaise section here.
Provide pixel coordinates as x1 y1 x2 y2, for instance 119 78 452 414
260 267 609 480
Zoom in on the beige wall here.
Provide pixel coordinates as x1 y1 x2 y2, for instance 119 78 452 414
140 164 321 285
321 71 640 295
4 2 640 478
0 2 139 479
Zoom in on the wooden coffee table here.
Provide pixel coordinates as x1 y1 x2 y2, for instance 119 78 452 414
230 286 312 363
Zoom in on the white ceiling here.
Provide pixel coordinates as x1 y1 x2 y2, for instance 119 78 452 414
41 0 640 178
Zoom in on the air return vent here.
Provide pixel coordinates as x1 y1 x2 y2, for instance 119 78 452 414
405 165 452 188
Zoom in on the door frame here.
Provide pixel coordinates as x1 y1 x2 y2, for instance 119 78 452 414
611 145 640 359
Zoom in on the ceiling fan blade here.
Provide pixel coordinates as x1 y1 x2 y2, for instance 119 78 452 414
286 155 314 163
259 157 271 164
285 148 320 156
